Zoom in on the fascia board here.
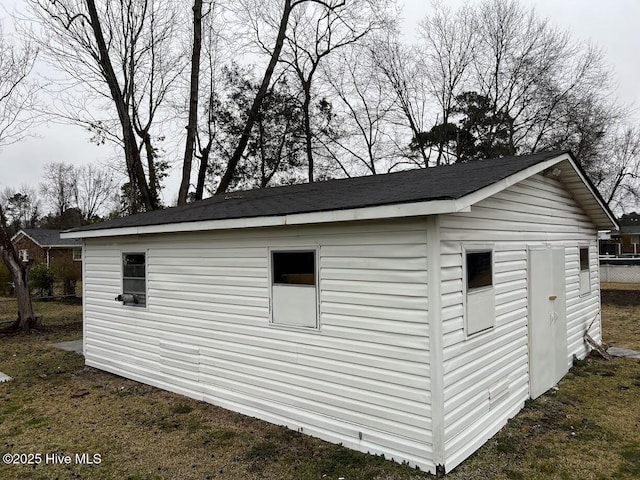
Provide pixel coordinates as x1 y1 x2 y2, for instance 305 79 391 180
61 198 470 239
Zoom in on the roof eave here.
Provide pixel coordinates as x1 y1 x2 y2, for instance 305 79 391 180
10 230 43 248
61 198 471 239
454 152 618 231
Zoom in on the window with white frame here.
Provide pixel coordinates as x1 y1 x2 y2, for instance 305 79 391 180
19 249 28 262
270 250 317 328
121 253 146 307
465 249 495 336
579 247 590 295
73 248 82 261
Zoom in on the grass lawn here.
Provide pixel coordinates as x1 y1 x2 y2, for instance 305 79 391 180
0 296 639 479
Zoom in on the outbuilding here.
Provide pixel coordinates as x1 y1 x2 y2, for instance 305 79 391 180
63 150 617 474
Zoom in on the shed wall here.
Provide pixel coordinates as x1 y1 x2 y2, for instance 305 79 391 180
438 173 600 470
82 219 434 470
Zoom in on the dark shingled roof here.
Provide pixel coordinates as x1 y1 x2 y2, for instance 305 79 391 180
22 229 82 246
70 151 568 233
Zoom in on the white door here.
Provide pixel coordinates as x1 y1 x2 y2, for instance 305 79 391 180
528 247 567 399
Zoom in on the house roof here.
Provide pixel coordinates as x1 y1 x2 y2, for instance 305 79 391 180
63 150 618 239
13 229 82 247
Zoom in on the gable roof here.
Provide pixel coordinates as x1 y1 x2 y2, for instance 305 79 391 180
13 229 82 247
63 150 618 239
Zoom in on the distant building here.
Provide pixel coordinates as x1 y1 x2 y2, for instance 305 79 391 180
599 213 640 256
11 229 82 294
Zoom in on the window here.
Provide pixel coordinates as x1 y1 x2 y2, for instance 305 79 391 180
579 247 590 295
73 248 82 261
467 251 493 290
272 251 316 285
465 249 495 336
270 250 317 328
121 253 146 307
19 249 28 262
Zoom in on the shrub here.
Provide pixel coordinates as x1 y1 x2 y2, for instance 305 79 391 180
29 263 55 297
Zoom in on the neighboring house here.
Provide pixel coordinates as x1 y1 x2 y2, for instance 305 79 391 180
598 213 640 256
11 229 83 292
63 151 617 474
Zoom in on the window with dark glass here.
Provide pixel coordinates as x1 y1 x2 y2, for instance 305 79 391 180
579 247 589 271
272 251 315 285
122 253 146 306
466 251 493 290
579 246 591 295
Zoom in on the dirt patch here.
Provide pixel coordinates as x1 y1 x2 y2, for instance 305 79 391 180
601 289 640 306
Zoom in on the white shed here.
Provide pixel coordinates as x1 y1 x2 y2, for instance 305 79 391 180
63 150 617 474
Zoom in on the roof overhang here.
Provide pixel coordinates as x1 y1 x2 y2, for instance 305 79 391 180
10 230 42 247
454 152 618 231
61 152 618 240
62 198 473 239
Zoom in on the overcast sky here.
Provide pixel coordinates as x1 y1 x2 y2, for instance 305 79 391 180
1 0 639 207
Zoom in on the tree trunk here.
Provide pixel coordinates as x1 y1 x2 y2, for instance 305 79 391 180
143 133 160 206
302 85 314 182
85 0 157 212
178 0 204 206
215 0 294 194
0 205 36 331
194 143 211 201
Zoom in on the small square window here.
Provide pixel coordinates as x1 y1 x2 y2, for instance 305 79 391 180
272 251 315 285
122 253 146 307
467 251 493 290
73 248 82 261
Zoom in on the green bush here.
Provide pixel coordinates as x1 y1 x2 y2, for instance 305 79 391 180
29 263 55 297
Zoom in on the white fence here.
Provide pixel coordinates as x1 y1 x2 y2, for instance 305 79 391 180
600 262 640 283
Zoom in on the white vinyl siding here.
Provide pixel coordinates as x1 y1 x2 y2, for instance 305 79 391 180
82 218 433 471
438 173 600 471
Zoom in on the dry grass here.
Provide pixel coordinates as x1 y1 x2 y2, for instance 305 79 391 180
600 282 640 291
0 298 638 479
602 303 640 351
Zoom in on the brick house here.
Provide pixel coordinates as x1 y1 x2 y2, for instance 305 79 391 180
11 229 83 293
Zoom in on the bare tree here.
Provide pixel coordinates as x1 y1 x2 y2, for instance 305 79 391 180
1 205 37 331
190 0 225 201
0 26 38 145
177 0 204 205
27 0 184 212
418 1 477 165
322 45 399 175
0 25 39 330
469 0 614 156
276 0 388 182
39 162 77 219
75 164 118 221
594 127 640 214
214 0 299 194
370 30 431 167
